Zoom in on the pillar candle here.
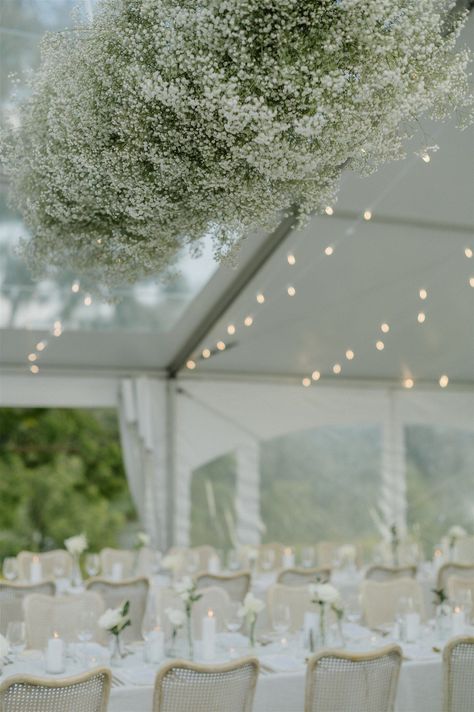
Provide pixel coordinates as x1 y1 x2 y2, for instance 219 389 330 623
30 556 42 583
111 562 123 581
452 607 465 636
145 628 165 664
404 612 420 642
46 632 65 674
202 609 216 660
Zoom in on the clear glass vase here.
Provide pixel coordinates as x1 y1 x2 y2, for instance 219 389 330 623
110 634 126 666
71 553 83 588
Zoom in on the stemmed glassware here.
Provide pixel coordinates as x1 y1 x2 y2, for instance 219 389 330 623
85 554 100 578
3 558 18 581
272 603 291 638
301 547 314 569
6 621 26 661
225 601 242 634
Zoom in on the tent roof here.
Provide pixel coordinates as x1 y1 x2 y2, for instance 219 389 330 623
0 7 473 390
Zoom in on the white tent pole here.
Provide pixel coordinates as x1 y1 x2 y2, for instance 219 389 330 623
165 378 177 550
235 441 262 546
380 391 407 537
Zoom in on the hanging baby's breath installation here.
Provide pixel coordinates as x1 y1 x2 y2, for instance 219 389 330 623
1 0 472 287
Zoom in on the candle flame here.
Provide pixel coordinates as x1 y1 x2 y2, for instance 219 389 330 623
207 609 214 618
53 631 59 639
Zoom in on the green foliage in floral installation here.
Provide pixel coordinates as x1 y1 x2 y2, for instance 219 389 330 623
0 408 136 557
1 0 472 288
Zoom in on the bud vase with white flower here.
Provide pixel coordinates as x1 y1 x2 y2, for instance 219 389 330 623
0 633 9 674
99 600 131 665
174 577 202 660
447 526 467 561
238 593 265 649
165 607 187 657
309 583 341 647
64 533 88 587
390 524 400 567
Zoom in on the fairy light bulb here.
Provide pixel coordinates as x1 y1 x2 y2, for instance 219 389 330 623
202 349 211 359
84 294 92 306
71 280 80 293
244 316 253 327
311 370 321 381
417 312 426 324
302 377 311 388
381 323 390 333
324 206 334 216
287 253 296 265
421 152 431 163
439 374 449 388
363 210 372 221
403 378 414 389
30 364 39 374
464 248 473 259
345 350 354 360
227 324 236 335
376 340 384 351
28 353 37 362
36 341 47 351
324 246 334 256
216 341 226 351
469 277 474 288
419 288 427 300
333 363 342 375
256 292 265 304
186 359 196 370
287 286 296 296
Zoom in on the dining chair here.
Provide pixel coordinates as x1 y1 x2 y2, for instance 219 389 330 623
444 536 474 564
0 668 111 712
99 548 135 579
195 572 251 602
437 563 474 592
17 550 73 582
153 657 259 712
0 581 55 635
277 567 331 586
305 645 402 712
136 547 159 577
443 636 474 712
85 577 149 642
316 542 338 568
193 546 219 571
360 578 424 628
267 584 313 632
23 593 105 648
446 576 474 604
157 586 231 638
257 542 285 571
365 565 417 582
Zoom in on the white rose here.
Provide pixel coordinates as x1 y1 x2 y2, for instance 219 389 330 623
174 576 193 596
239 592 265 618
165 608 186 627
162 554 182 572
448 526 467 539
310 583 340 604
137 532 150 546
99 607 125 631
64 533 88 556
0 633 8 659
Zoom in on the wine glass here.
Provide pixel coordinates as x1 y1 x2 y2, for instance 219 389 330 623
3 558 18 581
85 554 100 577
345 593 361 625
301 547 314 569
7 621 26 660
272 603 291 637
77 610 96 644
227 550 240 571
225 601 243 634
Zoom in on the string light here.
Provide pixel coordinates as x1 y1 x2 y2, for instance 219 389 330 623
312 370 321 381
439 374 449 388
28 353 37 362
71 280 80 293
465 248 473 259
96 238 102 244
52 320 62 337
287 253 296 265
256 292 265 304
421 152 431 163
333 363 342 374
345 350 354 360
216 341 226 351
363 210 372 221
202 348 211 359
302 377 311 387
84 294 92 306
30 364 39 374
403 378 414 389
36 341 47 351
324 206 334 216
376 340 384 351
244 316 253 327
227 324 236 335
417 312 426 324
324 246 334 256
381 323 390 333
469 277 474 288
419 288 427 300
186 359 196 370
287 286 296 296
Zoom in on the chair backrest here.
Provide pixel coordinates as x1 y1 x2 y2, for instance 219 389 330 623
0 668 111 712
443 636 474 712
447 576 474 604
193 546 218 571
195 572 251 602
449 536 474 564
317 542 338 568
153 658 259 712
438 564 474 592
277 568 331 587
99 548 135 579
157 586 231 638
360 578 424 628
17 550 73 582
267 584 312 632
0 581 55 635
24 593 105 648
305 645 402 712
136 547 159 577
365 566 417 582
86 577 149 642
257 543 285 571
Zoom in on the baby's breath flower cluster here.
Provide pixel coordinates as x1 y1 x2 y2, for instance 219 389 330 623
2 0 472 286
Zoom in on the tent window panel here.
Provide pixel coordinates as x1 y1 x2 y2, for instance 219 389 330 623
406 425 474 555
190 453 237 550
260 425 382 548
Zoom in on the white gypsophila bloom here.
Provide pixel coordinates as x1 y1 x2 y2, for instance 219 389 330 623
98 607 126 631
1 0 472 288
165 607 186 627
64 533 88 555
238 592 265 618
310 583 341 604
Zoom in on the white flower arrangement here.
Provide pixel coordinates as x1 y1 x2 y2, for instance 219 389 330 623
64 533 88 556
99 600 131 636
309 583 341 606
0 633 9 660
136 532 150 548
165 607 186 629
448 525 467 540
162 553 183 573
238 592 265 647
1 0 471 288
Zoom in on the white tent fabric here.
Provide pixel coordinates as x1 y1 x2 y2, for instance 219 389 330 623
118 377 474 549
